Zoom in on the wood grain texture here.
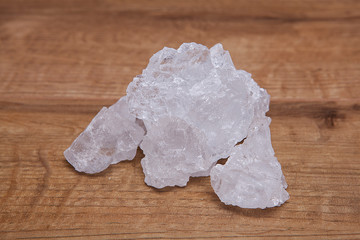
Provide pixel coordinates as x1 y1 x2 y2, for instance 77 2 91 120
0 0 359 239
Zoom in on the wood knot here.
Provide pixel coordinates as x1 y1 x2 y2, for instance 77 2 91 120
322 109 345 128
353 104 360 111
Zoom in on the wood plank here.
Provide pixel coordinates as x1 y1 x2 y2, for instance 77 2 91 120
1 0 360 20
0 0 359 239
1 2 359 101
0 100 359 239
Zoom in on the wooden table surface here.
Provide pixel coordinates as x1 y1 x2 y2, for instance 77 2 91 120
1 0 359 239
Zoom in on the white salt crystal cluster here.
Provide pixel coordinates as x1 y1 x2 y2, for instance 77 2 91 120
64 43 289 208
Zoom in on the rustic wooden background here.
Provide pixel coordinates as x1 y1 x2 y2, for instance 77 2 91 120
1 0 359 239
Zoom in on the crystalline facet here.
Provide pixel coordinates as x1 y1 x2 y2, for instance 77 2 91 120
64 97 145 174
140 117 212 188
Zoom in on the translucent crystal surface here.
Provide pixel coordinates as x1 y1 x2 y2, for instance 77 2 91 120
127 43 256 188
209 71 289 208
210 116 289 209
140 117 211 188
64 97 145 174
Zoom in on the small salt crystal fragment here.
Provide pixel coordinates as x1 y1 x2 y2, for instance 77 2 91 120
210 71 289 208
210 117 289 209
64 97 145 174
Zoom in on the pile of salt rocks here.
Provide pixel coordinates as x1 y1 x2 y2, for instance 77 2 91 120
64 43 289 209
